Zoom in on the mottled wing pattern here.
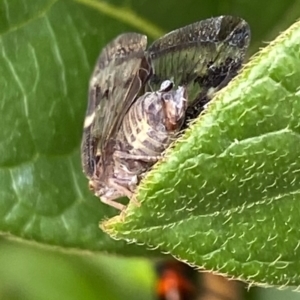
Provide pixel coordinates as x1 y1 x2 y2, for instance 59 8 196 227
147 16 250 120
81 33 150 177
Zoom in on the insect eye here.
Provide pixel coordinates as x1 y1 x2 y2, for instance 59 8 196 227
163 93 172 101
95 155 101 165
159 80 174 92
103 89 109 99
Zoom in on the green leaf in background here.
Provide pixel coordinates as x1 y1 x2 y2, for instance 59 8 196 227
104 19 300 286
0 238 154 300
0 0 164 254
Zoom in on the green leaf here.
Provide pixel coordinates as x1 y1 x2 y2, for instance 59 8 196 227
0 0 163 254
0 238 154 300
104 20 300 286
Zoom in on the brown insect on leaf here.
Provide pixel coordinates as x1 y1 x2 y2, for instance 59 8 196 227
81 16 251 210
147 15 251 124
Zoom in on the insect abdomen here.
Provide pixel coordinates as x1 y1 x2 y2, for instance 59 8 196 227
118 92 171 157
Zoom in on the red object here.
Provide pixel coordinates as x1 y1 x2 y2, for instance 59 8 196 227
155 260 197 300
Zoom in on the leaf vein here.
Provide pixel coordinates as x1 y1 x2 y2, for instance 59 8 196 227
44 15 68 97
3 0 10 23
0 0 58 37
0 40 29 119
66 14 90 72
28 44 40 94
68 157 84 200
74 0 164 39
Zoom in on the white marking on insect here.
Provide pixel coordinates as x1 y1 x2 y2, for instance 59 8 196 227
84 112 95 128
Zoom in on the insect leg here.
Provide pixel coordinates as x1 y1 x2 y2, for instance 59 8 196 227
113 150 161 163
99 197 126 211
108 177 141 207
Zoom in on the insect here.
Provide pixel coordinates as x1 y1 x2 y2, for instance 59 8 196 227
81 16 251 210
155 260 244 300
155 260 198 300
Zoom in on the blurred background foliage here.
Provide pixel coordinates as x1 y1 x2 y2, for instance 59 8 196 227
1 0 300 299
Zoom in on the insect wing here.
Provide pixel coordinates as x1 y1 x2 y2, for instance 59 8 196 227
81 33 150 177
147 16 250 115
